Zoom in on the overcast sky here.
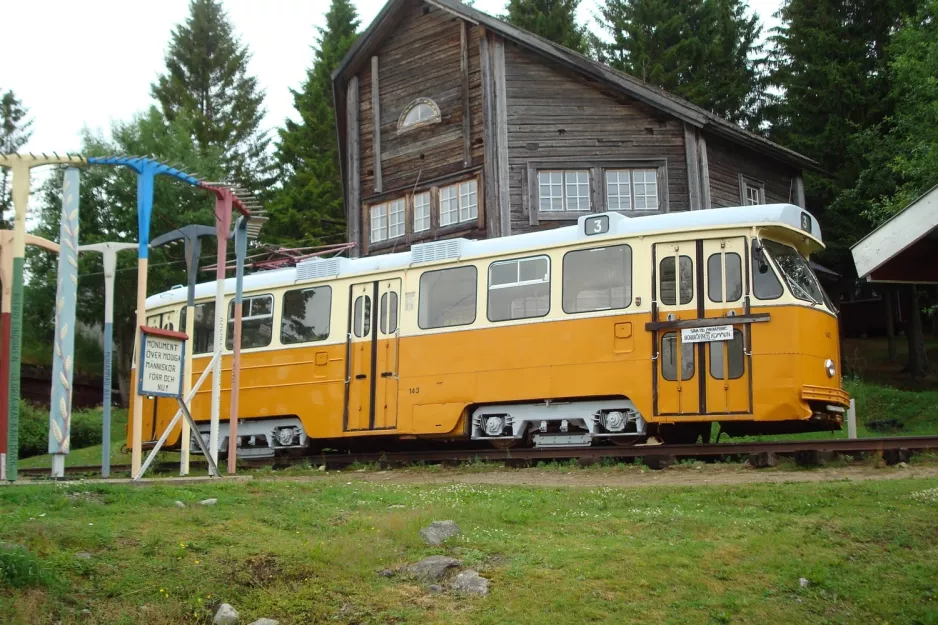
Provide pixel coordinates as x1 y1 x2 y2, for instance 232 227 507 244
2 0 782 156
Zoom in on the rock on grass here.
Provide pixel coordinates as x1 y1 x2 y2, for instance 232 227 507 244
213 603 239 624
451 570 490 595
404 556 461 582
419 520 460 546
248 619 279 625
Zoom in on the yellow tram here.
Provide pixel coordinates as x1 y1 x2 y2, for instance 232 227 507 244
132 204 849 454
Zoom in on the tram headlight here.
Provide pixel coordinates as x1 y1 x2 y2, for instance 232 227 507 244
824 358 836 378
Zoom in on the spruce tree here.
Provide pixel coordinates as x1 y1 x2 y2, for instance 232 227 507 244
597 0 764 127
503 0 588 54
152 0 270 189
267 0 359 245
0 90 33 225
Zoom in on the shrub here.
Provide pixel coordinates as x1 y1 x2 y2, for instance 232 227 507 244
0 544 56 589
18 402 103 458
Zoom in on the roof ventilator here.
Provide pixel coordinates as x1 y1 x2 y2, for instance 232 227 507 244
411 238 466 264
296 257 349 280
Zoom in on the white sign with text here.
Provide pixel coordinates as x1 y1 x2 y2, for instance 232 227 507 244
681 325 734 344
139 333 185 397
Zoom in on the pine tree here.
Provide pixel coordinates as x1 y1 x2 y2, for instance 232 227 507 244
266 0 359 246
597 0 764 127
151 0 270 190
0 90 33 225
503 0 588 54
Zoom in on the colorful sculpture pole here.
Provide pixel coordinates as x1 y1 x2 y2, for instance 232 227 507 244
150 225 215 475
48 169 81 478
0 232 61 480
0 153 85 481
86 157 198 476
78 242 136 478
227 217 249 474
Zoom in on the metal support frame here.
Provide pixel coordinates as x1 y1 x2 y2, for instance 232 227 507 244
227 217 249 474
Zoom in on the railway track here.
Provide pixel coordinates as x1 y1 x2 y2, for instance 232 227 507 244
13 435 938 479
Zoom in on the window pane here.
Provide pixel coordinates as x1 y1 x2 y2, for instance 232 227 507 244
746 184 761 205
661 332 695 381
353 295 371 337
227 295 273 350
402 102 438 127
458 180 478 222
281 287 331 344
418 266 477 329
707 254 723 303
414 192 431 233
660 255 694 306
707 253 741 303
563 245 632 313
370 204 387 243
388 199 405 239
565 170 590 211
752 241 783 300
440 185 458 226
192 302 215 354
709 330 745 380
488 256 550 322
606 170 631 210
538 171 564 212
763 240 826 305
634 169 658 210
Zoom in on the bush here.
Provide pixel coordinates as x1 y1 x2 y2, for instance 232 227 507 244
18 402 103 458
0 544 56 589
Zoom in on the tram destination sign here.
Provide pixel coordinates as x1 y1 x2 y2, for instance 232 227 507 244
138 327 188 398
681 325 734 344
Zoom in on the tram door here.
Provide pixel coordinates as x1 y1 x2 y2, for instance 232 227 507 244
346 282 376 431
653 241 701 416
702 237 751 414
374 279 401 430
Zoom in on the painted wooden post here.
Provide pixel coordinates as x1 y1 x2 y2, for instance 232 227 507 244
210 197 231 466
78 242 136 478
86 157 199 476
227 217 249 474
48 169 81 478
0 153 85 481
150 225 215 476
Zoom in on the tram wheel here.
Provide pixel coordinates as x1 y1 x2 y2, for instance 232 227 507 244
489 438 519 450
609 436 643 447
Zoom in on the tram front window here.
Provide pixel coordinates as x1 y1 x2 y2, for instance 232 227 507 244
761 240 830 308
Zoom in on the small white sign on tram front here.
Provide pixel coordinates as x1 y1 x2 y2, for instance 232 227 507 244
681 325 734 344
138 329 186 398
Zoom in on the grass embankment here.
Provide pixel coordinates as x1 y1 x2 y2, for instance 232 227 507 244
2 473 938 624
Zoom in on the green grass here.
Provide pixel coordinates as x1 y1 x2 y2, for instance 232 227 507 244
1 473 937 624
18 409 139 471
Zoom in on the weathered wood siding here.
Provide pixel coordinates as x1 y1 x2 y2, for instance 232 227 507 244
706 135 798 207
503 43 689 234
358 2 483 201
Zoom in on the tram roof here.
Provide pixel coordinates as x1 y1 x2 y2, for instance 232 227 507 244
147 203 820 308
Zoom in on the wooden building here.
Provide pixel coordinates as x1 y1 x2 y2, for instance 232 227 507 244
332 0 818 256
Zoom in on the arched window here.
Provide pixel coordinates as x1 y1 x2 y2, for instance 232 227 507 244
398 98 441 133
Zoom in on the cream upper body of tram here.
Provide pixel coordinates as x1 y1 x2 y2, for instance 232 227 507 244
133 203 848 454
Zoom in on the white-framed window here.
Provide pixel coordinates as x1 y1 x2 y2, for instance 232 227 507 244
226 294 274 350
441 179 478 226
741 175 765 205
398 98 441 133
538 170 590 212
488 255 550 322
370 199 405 243
414 191 431 233
605 169 659 210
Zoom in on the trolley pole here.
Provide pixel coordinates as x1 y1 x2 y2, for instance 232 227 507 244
85 157 199 476
78 242 136 478
0 154 85 481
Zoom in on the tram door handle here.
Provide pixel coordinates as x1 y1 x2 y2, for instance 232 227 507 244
355 374 367 380
380 372 393 378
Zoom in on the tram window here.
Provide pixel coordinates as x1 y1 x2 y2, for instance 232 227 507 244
353 295 372 337
659 255 694 306
281 286 331 344
380 292 399 334
226 294 274 350
707 253 742 303
418 266 477 329
562 245 632 314
661 332 695 381
709 330 745 379
186 302 215 354
488 255 550 322
752 241 783 300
